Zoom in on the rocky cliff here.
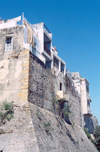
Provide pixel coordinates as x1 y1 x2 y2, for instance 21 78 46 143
0 101 97 152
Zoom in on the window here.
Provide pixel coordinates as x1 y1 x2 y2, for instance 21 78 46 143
61 62 64 73
5 37 13 51
60 83 62 90
53 56 59 68
34 42 36 49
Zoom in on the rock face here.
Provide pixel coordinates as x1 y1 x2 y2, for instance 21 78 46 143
0 102 98 152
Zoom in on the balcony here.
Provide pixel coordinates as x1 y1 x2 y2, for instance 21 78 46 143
42 46 52 61
24 43 46 63
84 110 92 116
44 45 51 57
56 91 69 102
52 46 58 55
88 110 92 116
44 24 52 40
87 94 92 102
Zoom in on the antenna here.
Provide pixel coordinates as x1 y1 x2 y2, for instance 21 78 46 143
22 12 24 25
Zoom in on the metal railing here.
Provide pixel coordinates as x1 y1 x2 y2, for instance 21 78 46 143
87 93 92 102
44 24 51 33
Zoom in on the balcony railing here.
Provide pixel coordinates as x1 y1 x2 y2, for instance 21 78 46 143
87 94 92 102
44 24 51 33
44 24 52 40
44 45 51 56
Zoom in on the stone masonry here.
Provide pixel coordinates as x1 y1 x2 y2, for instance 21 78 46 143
29 53 82 126
29 53 55 112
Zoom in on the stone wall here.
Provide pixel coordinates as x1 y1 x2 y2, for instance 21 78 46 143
55 73 82 126
68 91 82 126
84 115 99 134
0 25 82 126
29 53 82 126
29 53 55 112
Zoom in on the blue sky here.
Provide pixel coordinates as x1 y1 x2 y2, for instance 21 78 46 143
0 0 100 124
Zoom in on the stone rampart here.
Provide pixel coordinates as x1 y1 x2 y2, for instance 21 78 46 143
29 53 82 126
29 53 55 112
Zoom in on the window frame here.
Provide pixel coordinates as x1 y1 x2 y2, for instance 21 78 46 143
60 83 62 91
5 36 13 51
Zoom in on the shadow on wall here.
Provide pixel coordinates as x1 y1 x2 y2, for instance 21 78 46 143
29 53 56 112
84 115 94 134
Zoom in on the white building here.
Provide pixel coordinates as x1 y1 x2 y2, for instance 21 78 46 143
71 72 98 133
72 72 92 114
0 15 66 76
32 22 66 76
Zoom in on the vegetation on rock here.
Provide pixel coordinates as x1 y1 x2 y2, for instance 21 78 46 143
52 95 73 124
84 127 99 151
44 121 51 134
0 100 14 125
94 126 100 151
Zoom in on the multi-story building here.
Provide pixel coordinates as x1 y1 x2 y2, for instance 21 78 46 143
0 14 98 130
23 17 66 76
72 72 98 133
0 15 66 76
72 72 92 113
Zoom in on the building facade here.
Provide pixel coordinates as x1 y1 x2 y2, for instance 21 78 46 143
72 72 98 133
0 15 98 130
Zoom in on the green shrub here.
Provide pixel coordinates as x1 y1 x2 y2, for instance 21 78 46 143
84 128 96 148
36 109 42 120
84 128 91 139
0 129 5 134
44 121 51 133
52 95 59 105
62 103 72 118
0 100 14 125
52 95 73 125
94 126 100 151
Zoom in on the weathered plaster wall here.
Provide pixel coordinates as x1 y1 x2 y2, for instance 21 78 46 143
0 26 24 60
0 49 30 102
0 26 30 103
0 26 39 151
